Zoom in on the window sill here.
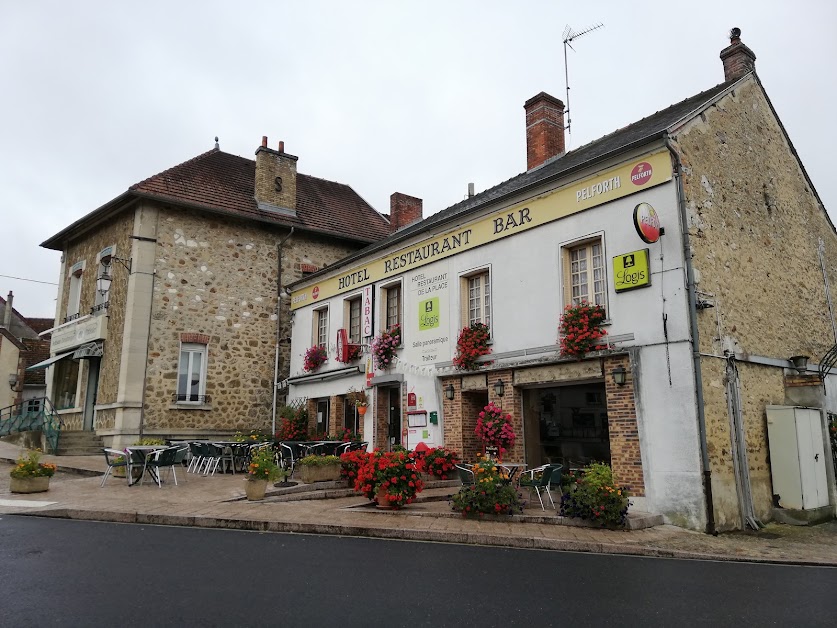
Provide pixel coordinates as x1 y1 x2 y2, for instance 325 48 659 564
168 403 213 411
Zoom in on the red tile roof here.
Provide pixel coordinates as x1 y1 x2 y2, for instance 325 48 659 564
129 149 391 242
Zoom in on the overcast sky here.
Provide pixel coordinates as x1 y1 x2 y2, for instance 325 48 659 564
2 1 835 319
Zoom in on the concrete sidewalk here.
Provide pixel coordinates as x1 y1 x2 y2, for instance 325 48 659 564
1 440 836 566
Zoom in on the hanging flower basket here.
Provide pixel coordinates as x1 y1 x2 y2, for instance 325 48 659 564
558 302 608 358
474 403 516 458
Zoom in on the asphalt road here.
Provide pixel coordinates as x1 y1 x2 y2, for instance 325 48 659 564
1 515 836 627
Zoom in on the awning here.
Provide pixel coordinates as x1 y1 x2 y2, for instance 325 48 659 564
25 351 74 371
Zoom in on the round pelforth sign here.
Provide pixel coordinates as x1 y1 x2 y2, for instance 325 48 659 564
633 202 662 244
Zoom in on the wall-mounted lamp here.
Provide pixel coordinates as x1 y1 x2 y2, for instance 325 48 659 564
97 255 132 295
611 366 627 386
789 355 809 374
8 373 19 391
445 383 455 401
494 379 505 397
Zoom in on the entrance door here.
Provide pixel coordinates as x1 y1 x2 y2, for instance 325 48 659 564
82 358 100 431
316 399 330 436
388 386 402 449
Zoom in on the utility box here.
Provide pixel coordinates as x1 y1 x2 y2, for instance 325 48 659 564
766 406 830 510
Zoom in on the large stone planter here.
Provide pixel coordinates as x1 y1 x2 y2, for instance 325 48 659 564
300 463 342 484
10 476 50 494
245 479 268 501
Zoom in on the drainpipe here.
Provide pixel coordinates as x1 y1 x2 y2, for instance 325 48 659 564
665 135 717 535
272 228 294 437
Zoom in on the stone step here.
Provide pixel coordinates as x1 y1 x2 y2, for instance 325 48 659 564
55 447 105 456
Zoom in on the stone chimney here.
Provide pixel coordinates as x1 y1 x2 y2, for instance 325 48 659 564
720 27 756 82
390 193 423 231
255 136 298 215
2 291 12 328
524 92 565 171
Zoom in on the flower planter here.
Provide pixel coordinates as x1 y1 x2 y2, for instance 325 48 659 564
376 484 398 510
357 406 368 416
10 476 50 494
300 464 342 484
245 479 269 501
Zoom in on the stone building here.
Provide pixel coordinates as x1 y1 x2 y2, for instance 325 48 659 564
287 29 837 531
38 137 392 448
0 292 51 412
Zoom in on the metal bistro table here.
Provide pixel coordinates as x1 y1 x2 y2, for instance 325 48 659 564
496 462 527 484
125 445 167 486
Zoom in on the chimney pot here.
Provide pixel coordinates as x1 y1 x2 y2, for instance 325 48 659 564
524 92 566 171
467 182 475 198
278 141 285 153
720 27 756 82
261 136 268 147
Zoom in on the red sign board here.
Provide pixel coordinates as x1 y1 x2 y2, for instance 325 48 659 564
336 328 349 362
630 162 653 186
312 286 320 300
633 202 662 244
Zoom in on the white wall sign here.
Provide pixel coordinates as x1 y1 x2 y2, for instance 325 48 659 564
362 284 374 338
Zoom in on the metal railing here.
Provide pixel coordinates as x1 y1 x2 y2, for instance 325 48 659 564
0 397 62 454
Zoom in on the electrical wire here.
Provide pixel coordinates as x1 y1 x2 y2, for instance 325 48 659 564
0 273 58 286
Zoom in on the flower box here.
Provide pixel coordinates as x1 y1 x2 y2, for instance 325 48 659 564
300 463 342 484
10 476 50 494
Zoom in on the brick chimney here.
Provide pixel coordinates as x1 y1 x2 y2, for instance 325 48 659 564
720 27 756 82
2 291 12 328
524 92 565 171
390 193 423 231
255 136 298 215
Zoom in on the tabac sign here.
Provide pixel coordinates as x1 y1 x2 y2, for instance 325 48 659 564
613 249 651 292
292 150 672 309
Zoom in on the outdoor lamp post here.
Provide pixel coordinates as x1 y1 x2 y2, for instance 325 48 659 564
611 366 627 386
445 383 455 401
494 379 505 397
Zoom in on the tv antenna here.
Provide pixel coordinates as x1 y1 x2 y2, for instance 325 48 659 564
563 22 604 139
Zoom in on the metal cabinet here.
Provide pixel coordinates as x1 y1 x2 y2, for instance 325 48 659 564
766 406 830 510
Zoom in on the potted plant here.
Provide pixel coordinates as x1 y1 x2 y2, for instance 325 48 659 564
245 446 279 501
450 457 523 518
303 345 328 372
276 405 309 441
558 301 608 358
347 387 369 416
371 324 401 370
453 322 492 370
298 454 343 484
414 446 460 480
10 450 57 494
475 402 516 460
353 449 423 509
559 462 631 528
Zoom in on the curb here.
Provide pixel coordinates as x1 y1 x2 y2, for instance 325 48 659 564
13 507 837 568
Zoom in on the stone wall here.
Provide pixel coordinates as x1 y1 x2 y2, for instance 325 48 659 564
675 77 837 528
60 212 135 411
142 206 361 435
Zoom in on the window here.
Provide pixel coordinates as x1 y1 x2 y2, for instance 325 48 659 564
347 297 361 344
53 358 79 409
382 283 401 330
314 307 329 347
66 261 84 320
177 343 207 402
461 270 491 329
564 238 607 313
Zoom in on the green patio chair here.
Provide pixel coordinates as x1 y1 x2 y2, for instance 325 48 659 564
518 464 562 510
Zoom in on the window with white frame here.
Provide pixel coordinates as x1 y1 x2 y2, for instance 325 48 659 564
563 238 607 313
462 270 491 329
382 283 401 330
314 307 329 347
66 261 84 320
347 296 362 344
177 343 207 402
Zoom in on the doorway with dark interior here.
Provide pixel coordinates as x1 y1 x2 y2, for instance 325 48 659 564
522 382 610 469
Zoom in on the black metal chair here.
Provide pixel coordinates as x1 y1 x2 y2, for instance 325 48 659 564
101 448 131 487
455 463 475 486
143 446 182 487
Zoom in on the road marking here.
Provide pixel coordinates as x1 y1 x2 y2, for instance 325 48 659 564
0 499 58 508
